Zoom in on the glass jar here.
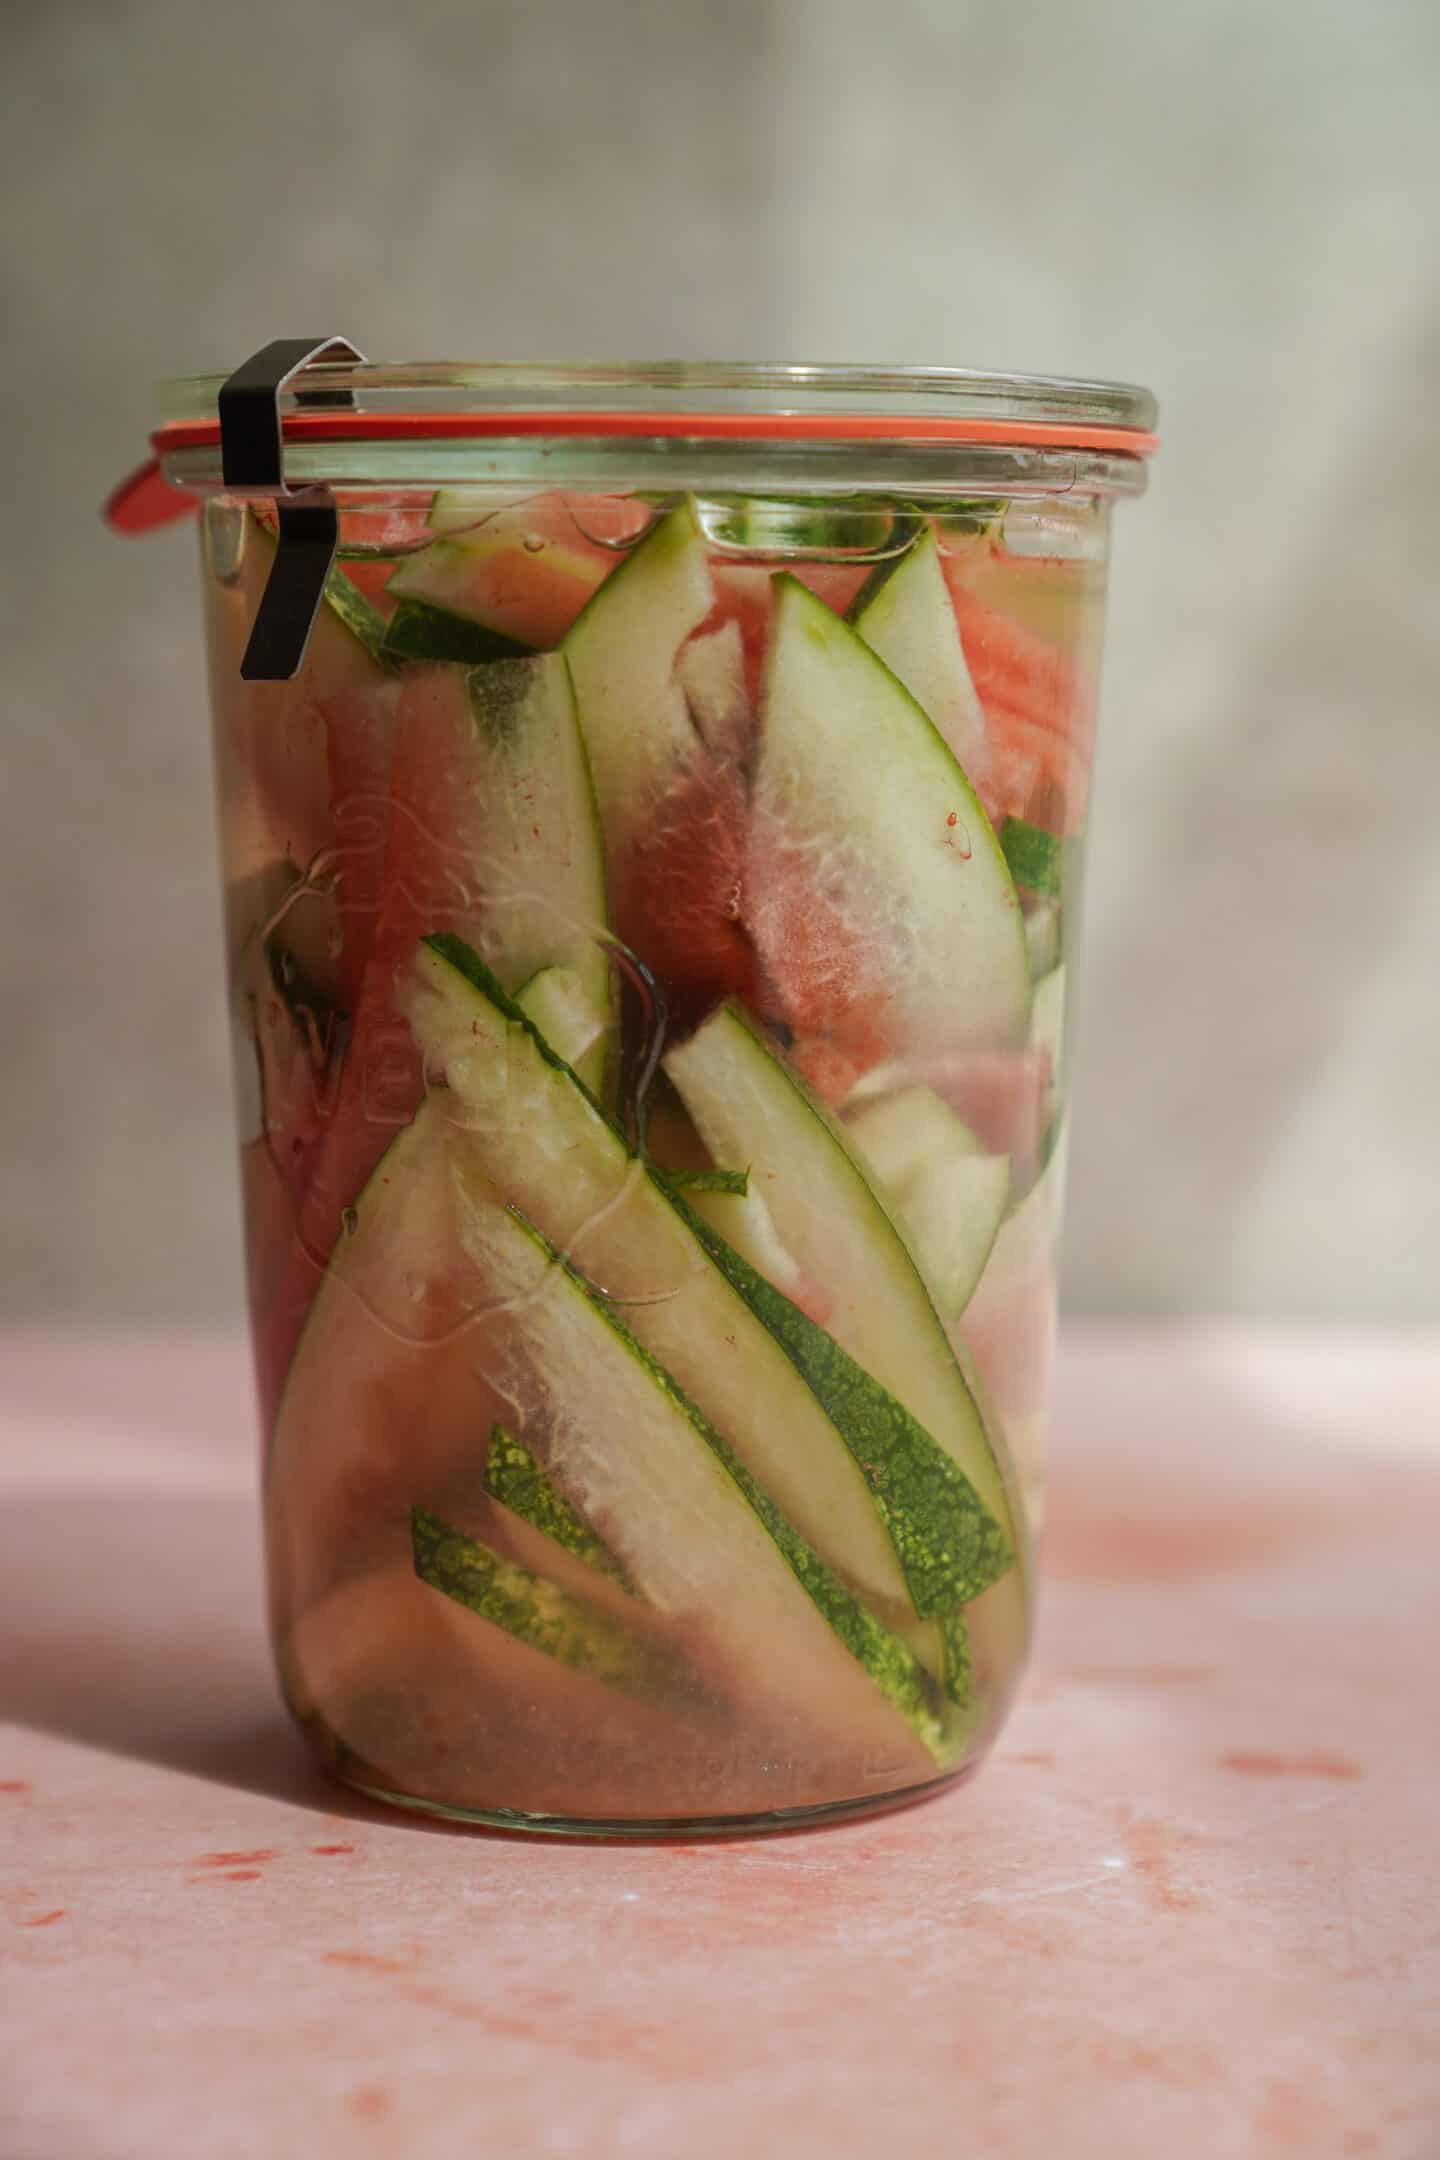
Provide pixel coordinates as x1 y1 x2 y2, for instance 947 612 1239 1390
118 358 1156 1833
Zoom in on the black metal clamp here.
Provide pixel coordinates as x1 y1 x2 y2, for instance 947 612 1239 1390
217 336 366 680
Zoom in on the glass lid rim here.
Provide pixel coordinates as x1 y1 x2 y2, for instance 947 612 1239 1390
154 357 1159 445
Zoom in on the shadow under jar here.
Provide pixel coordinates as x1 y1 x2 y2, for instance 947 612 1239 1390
126 359 1157 1834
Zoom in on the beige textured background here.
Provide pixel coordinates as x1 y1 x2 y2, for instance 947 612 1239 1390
2 0 1437 1323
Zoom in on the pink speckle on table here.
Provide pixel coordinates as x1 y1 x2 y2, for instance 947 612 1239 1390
1 1322 1437 2160
1048 1490 1333 1582
1121 1815 1205 1914
1089 2036 1219 2090
1256 2075 1349 2149
1218 1751 1363 1781
349 2085 394 2122
324 1950 415 1977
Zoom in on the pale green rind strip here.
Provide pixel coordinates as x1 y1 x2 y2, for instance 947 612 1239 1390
321 566 393 665
665 1166 751 1197
382 595 533 666
513 965 609 1100
937 1610 973 1708
483 1424 631 1588
500 1213 952 1764
665 1182 1011 1612
843 1087 1010 1323
849 526 987 774
892 1152 1011 1322
408 934 928 1636
664 1002 1021 1562
421 933 1009 1618
679 1182 809 1307
562 500 713 836
753 572 1030 1050
433 655 614 1098
412 1506 662 1695
1024 903 1062 982
842 1086 985 1186
1030 963 1067 1074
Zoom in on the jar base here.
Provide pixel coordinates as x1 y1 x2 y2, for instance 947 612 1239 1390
332 1763 969 1841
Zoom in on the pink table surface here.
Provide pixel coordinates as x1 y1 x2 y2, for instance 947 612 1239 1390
3 1322 1438 2160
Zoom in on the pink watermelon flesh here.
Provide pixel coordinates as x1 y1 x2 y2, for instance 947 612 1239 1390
395 493 652 649
941 570 1093 835
613 755 759 1035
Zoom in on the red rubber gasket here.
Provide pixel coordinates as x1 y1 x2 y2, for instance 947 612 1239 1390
107 409 1156 534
